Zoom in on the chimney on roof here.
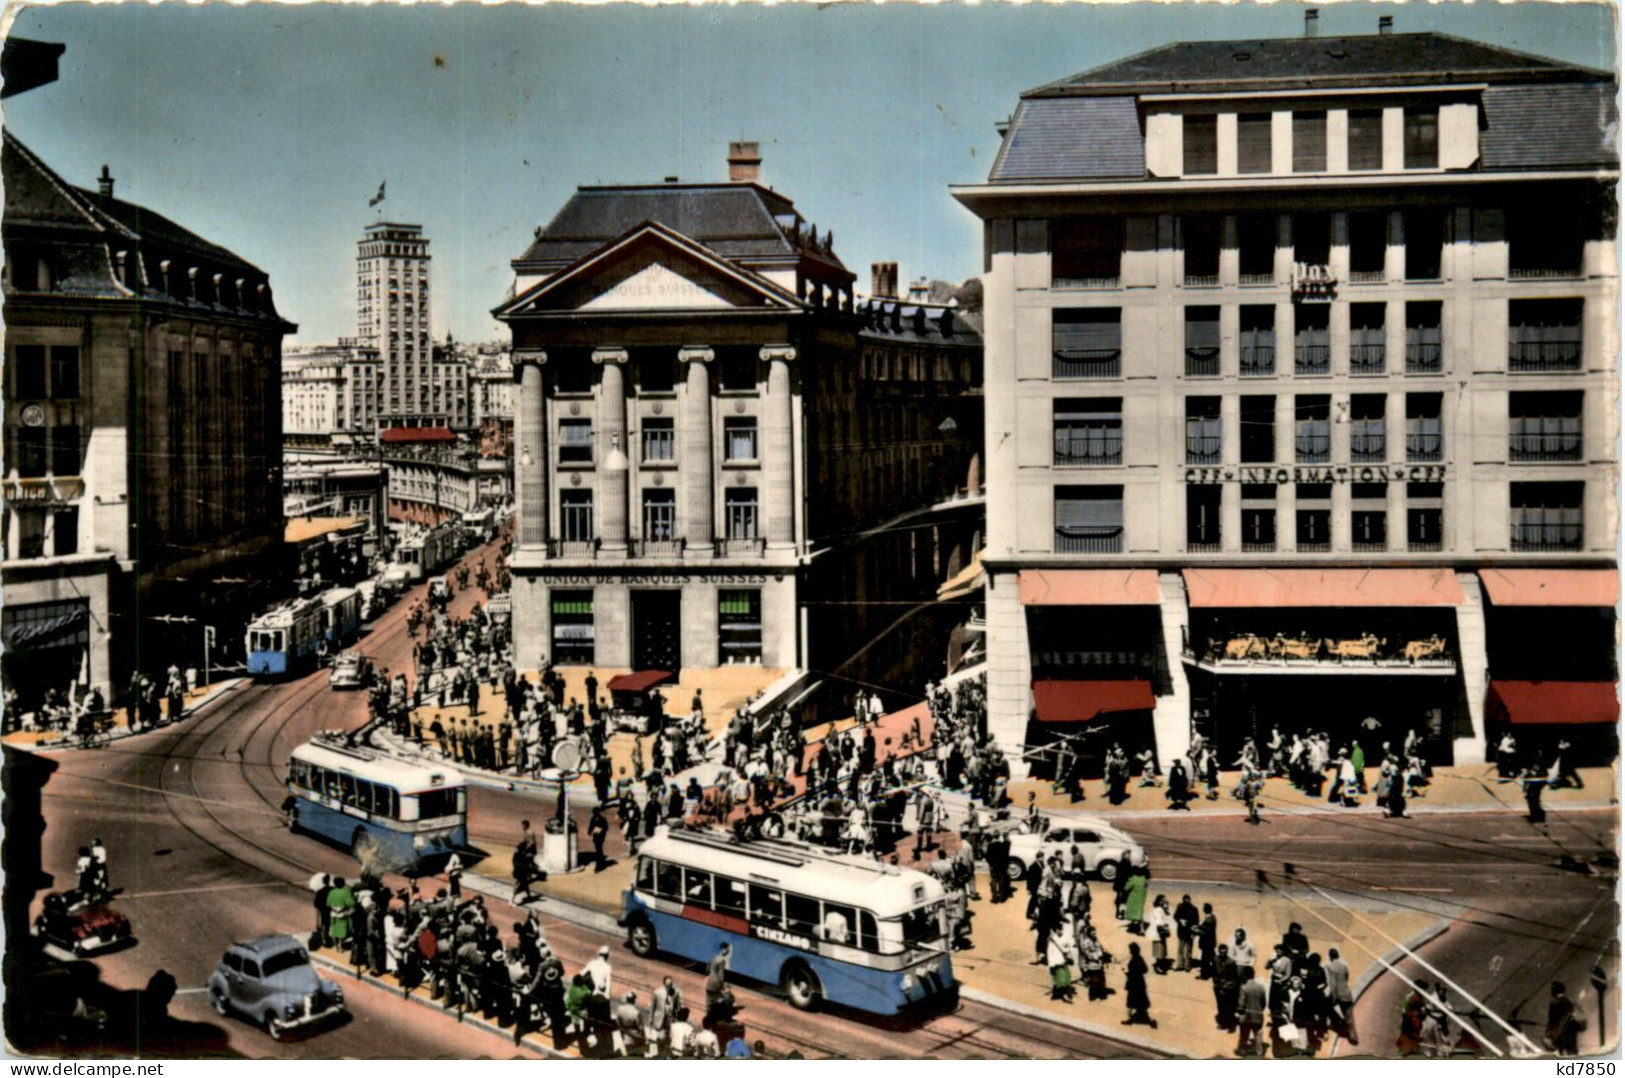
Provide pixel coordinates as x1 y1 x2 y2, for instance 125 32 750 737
97 164 114 199
1304 8 1320 37
727 141 761 183
1378 14 1393 34
870 262 898 299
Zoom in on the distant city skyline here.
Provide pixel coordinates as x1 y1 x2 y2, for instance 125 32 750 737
5 1 1613 345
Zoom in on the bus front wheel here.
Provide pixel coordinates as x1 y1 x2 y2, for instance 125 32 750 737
782 961 822 1012
627 918 657 958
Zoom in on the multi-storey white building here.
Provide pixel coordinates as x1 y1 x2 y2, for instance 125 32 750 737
953 18 1619 775
357 222 469 432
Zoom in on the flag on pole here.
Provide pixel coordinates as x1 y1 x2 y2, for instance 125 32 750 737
369 181 386 207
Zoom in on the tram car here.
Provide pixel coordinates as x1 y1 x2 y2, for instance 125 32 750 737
319 587 362 648
246 598 325 677
394 523 460 583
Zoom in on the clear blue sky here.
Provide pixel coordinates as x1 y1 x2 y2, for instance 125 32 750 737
6 2 1614 344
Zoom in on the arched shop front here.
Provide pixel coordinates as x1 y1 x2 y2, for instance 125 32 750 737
1180 568 1471 764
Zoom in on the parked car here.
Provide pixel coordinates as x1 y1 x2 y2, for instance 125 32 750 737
328 651 372 691
33 889 132 956
999 815 1148 882
207 935 344 1040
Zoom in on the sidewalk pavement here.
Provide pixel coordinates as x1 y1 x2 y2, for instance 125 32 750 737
993 764 1617 821
469 849 1440 1060
2 678 246 752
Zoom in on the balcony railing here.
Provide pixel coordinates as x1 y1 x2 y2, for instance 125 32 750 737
1508 265 1583 280
1295 344 1331 376
631 537 686 557
1053 349 1122 379
1405 341 1444 374
1511 523 1583 552
1297 539 1332 553
1509 340 1582 373
1353 539 1387 553
548 538 600 558
1350 344 1387 375
1509 433 1583 462
1348 268 1386 284
1351 433 1387 463
1053 275 1121 291
1184 273 1220 288
1406 433 1443 462
1055 527 1123 554
1295 434 1331 464
1185 435 1222 465
1241 539 1277 553
1239 272 1274 286
1187 539 1222 553
2 476 85 504
1185 347 1220 377
1408 539 1444 553
715 536 767 557
1240 346 1276 377
1054 434 1122 467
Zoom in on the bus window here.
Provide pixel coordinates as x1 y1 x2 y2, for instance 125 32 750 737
901 903 944 948
417 789 458 819
655 862 682 901
786 894 820 938
714 877 747 918
749 885 784 929
636 858 656 892
324 771 342 800
822 904 856 945
288 760 306 789
682 869 712 909
377 786 399 819
859 911 880 953
338 774 356 806
273 631 284 651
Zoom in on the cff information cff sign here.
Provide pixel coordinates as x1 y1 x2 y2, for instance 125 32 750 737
1184 464 1448 485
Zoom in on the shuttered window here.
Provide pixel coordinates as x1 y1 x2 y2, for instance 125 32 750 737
1348 109 1383 170
1293 111 1327 172
1184 115 1218 175
1053 309 1122 378
1237 113 1272 174
1055 486 1123 553
1404 107 1439 169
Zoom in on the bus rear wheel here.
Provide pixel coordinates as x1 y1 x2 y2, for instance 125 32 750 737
782 961 822 1012
627 919 656 958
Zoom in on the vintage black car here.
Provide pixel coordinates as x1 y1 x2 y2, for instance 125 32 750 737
34 889 133 956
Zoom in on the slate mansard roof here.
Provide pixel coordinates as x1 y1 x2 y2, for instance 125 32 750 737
988 31 1617 183
512 182 849 277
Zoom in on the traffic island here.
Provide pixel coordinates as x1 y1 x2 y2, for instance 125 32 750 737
950 875 1443 1059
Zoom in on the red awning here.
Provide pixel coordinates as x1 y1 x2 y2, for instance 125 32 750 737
1479 569 1619 608
1019 569 1161 606
607 670 675 694
1183 569 1463 609
1487 680 1619 726
1032 679 1155 724
379 426 456 444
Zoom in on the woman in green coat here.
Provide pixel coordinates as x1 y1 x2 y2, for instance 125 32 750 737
326 878 356 945
1122 868 1149 934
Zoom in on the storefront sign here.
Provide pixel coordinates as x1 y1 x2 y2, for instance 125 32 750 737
1184 465 1446 485
545 573 772 586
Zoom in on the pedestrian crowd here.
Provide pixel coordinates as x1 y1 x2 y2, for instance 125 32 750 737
307 871 768 1059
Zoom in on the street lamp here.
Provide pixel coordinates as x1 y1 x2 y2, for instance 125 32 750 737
603 432 630 474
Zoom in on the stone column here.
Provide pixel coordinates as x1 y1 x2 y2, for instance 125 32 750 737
762 344 797 549
679 346 715 554
594 347 630 553
514 349 549 551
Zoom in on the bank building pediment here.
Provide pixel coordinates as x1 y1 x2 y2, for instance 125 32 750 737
500 220 800 317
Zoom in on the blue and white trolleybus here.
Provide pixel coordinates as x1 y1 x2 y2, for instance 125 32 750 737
621 826 955 1015
286 737 468 872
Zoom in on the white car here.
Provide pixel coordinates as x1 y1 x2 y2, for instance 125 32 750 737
999 816 1148 882
328 651 372 690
